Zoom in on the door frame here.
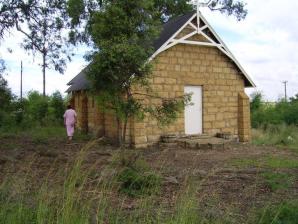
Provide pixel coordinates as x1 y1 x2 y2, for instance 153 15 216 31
184 85 204 135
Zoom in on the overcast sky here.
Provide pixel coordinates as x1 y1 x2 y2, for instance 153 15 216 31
1 0 297 101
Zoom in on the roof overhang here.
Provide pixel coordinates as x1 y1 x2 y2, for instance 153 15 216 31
67 11 256 92
149 11 256 88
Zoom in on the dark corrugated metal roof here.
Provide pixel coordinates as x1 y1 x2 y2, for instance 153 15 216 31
67 67 87 86
153 11 195 51
66 67 90 92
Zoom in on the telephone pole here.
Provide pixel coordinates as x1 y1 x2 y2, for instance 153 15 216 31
20 61 23 100
282 81 288 102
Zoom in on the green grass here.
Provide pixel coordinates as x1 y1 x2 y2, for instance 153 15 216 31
231 155 298 169
118 167 161 197
164 183 200 224
231 155 298 192
0 140 97 224
1 124 298 223
0 140 207 224
114 151 162 198
257 200 298 224
0 124 91 142
261 172 294 191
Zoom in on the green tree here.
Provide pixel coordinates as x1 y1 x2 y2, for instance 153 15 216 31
250 91 265 128
26 91 49 124
250 91 263 112
289 94 298 104
17 0 71 97
0 59 14 126
49 91 65 122
67 0 247 43
66 0 247 145
0 59 12 110
0 0 72 97
153 0 247 22
0 0 36 39
85 0 191 145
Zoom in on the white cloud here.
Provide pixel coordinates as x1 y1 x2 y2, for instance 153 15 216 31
0 30 88 97
201 0 298 101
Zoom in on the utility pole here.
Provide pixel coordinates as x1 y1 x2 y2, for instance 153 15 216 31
282 81 288 102
20 61 23 100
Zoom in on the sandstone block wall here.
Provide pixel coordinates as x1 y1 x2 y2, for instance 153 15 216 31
71 41 252 147
238 92 251 142
72 91 133 144
132 43 247 147
73 91 82 128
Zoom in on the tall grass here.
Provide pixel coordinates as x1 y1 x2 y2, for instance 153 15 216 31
252 124 298 151
0 140 203 224
1 137 297 223
257 200 298 224
0 140 97 224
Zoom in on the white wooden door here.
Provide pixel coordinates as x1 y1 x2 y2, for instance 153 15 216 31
184 86 203 135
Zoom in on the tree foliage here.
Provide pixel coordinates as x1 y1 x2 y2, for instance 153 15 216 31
0 0 36 39
66 0 247 43
50 91 65 121
26 91 49 123
81 0 191 144
0 0 72 96
66 0 247 145
0 91 65 129
18 0 71 96
0 59 12 111
250 92 298 128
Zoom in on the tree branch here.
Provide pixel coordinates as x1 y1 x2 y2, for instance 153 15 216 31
15 21 44 53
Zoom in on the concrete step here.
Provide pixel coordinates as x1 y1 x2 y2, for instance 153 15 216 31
161 133 212 143
159 142 179 148
160 135 236 150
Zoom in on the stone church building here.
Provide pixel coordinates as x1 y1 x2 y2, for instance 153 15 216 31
66 11 255 148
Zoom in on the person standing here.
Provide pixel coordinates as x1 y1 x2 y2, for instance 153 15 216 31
63 105 77 142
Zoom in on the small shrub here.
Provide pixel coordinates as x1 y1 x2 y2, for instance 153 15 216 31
26 91 49 124
49 91 65 122
118 167 161 197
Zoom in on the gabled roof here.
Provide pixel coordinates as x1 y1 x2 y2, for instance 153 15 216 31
66 67 90 92
67 11 255 92
153 11 196 51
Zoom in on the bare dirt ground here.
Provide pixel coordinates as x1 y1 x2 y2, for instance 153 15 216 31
0 135 297 223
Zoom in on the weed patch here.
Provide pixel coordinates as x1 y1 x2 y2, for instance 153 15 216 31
261 172 294 191
118 167 161 197
252 125 298 151
257 200 298 224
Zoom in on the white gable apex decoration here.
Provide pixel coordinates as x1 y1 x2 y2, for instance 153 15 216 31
150 11 256 88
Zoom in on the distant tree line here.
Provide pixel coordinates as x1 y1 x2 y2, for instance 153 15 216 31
0 65 65 130
250 92 298 128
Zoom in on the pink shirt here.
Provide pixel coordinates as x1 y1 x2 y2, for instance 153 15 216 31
63 109 77 126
